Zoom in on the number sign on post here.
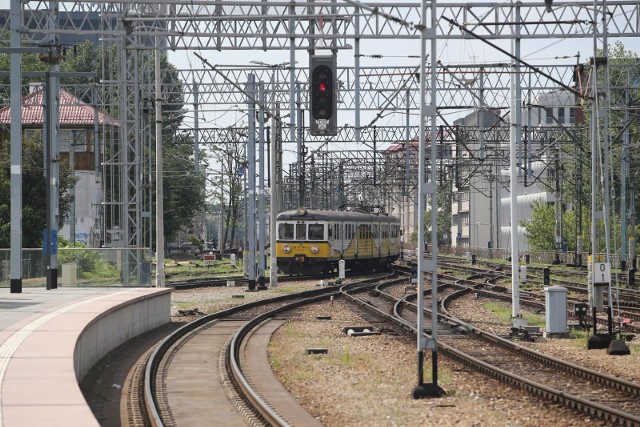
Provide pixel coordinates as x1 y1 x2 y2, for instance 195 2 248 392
593 262 611 285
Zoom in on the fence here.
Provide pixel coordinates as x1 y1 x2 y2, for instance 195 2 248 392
0 248 151 287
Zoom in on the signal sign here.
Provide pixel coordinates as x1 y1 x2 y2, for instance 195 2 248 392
309 55 337 136
593 262 611 285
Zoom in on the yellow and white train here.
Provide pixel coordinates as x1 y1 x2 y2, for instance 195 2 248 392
276 207 401 275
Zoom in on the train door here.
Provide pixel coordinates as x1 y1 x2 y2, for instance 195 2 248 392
337 222 345 255
328 222 343 256
351 222 360 258
381 223 389 257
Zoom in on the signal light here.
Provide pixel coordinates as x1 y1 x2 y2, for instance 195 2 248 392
311 64 333 120
309 55 337 136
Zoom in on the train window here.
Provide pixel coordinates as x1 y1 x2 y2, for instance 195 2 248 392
309 224 324 240
330 223 341 240
296 223 307 240
278 223 294 239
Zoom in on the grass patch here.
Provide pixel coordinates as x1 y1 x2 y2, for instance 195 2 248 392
341 347 352 365
482 301 512 323
271 284 314 294
482 301 544 327
423 365 453 385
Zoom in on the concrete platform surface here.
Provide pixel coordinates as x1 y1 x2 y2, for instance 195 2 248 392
0 286 172 427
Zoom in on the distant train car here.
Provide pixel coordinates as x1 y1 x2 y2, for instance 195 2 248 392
276 207 401 275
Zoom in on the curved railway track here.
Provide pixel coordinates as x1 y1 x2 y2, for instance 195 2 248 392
112 260 640 426
143 274 397 426
341 270 640 426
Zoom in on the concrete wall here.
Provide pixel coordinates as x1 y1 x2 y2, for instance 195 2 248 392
74 288 172 380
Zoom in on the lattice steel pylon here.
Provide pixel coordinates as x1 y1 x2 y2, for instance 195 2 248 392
6 1 640 288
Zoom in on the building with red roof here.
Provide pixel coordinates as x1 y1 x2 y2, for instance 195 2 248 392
0 85 118 247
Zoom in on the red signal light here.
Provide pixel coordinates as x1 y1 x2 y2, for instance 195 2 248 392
318 82 327 92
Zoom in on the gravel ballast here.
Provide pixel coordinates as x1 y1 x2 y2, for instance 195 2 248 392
84 278 640 426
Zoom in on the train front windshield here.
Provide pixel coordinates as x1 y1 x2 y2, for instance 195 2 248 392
278 222 325 241
278 223 294 240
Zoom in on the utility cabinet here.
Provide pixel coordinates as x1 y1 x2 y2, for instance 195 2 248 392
545 285 567 335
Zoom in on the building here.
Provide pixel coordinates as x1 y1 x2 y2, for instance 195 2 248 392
451 89 579 253
0 85 118 247
451 109 505 250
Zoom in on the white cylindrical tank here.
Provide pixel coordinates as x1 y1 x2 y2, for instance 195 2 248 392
545 285 568 334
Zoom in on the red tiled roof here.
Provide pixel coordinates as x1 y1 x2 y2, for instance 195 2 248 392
386 139 419 152
0 86 118 127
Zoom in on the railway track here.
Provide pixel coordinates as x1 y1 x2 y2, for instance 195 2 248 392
341 273 640 426
107 262 639 426
141 273 396 426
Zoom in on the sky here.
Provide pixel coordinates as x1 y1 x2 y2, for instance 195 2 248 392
2 0 639 173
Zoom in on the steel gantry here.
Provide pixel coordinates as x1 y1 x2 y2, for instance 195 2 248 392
5 1 639 291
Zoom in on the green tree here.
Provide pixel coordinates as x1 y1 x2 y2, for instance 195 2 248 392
162 131 206 243
0 35 206 249
521 201 557 251
560 42 640 257
412 183 452 248
0 131 77 247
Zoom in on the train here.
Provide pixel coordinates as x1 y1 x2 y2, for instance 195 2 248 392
275 207 402 275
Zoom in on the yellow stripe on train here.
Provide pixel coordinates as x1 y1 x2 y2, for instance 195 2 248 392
276 242 331 258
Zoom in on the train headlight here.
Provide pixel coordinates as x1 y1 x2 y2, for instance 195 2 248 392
282 244 291 254
310 244 319 254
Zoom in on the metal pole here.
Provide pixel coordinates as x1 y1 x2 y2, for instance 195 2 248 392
427 0 441 395
621 72 629 267
155 35 165 287
270 92 280 288
404 89 410 256
247 74 257 291
9 0 22 293
289 1 298 203
413 0 442 399
193 81 199 174
258 81 267 289
46 1 60 290
297 83 304 207
510 4 523 328
45 72 52 290
600 0 614 327
70 131 76 244
354 6 361 145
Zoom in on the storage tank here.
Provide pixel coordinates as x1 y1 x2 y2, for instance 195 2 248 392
545 285 567 335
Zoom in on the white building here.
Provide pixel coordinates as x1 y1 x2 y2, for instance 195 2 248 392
0 86 117 247
452 89 578 253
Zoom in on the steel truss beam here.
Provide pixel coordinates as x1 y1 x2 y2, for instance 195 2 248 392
7 0 638 288
184 123 581 211
152 63 637 114
11 1 640 49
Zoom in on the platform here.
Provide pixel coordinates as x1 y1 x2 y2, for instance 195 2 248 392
0 285 172 427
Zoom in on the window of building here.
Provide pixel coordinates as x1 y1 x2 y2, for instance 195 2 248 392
557 107 566 124
59 129 88 152
545 107 554 124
